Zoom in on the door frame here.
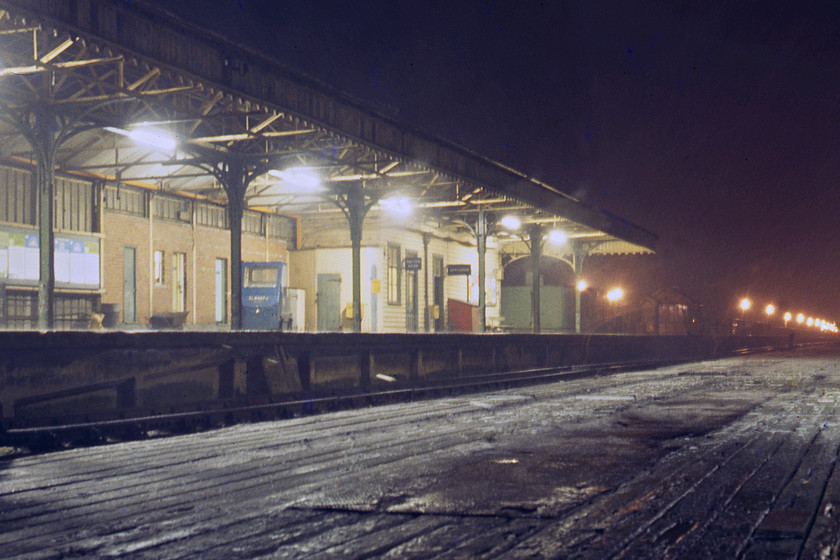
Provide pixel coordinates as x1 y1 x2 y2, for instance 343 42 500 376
316 273 341 331
405 250 419 332
432 254 444 332
215 257 227 324
172 252 186 312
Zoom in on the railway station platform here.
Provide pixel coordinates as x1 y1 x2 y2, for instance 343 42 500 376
3 344 840 559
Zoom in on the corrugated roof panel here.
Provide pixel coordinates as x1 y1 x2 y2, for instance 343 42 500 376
588 240 655 256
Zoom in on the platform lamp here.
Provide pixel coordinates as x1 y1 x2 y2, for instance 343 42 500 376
267 167 322 191
606 287 623 302
765 304 775 328
739 298 751 335
603 287 624 333
105 125 178 152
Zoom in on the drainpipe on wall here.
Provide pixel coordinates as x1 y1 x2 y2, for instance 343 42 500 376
476 211 488 333
529 223 543 334
149 193 154 321
191 200 197 326
423 232 430 332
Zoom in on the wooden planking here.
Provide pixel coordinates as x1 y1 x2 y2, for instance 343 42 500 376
3 352 840 558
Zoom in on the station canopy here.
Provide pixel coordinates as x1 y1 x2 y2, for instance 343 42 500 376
0 1 656 257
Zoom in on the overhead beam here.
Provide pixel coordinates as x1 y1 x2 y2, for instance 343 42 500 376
188 129 316 143
2 0 656 250
39 36 73 63
0 55 123 76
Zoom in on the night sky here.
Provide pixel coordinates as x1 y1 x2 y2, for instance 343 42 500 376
150 0 840 323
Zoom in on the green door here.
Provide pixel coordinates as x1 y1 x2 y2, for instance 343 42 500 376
317 274 341 331
215 258 227 323
433 255 444 331
405 251 418 332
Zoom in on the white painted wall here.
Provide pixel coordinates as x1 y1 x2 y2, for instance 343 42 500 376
293 213 502 333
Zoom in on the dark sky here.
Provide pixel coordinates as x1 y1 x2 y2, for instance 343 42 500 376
149 0 840 322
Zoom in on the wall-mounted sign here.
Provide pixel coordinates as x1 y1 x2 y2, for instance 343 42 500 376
0 226 100 289
447 264 471 276
404 257 422 271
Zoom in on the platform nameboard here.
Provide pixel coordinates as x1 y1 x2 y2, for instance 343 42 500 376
447 264 471 276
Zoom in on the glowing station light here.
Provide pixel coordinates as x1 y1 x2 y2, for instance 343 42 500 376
765 304 775 316
576 280 588 292
267 167 321 191
797 313 805 324
379 196 413 216
740 299 751 312
606 288 624 302
106 126 177 152
783 312 792 326
500 216 521 230
547 229 567 245
128 128 177 151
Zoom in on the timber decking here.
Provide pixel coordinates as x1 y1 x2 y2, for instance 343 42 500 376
2 346 840 558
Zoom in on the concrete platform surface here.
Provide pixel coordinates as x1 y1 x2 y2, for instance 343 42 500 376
3 345 840 559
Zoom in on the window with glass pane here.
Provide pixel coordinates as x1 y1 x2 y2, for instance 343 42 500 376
153 250 165 285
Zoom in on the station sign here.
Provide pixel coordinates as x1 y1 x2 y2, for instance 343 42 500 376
404 257 422 271
447 264 471 276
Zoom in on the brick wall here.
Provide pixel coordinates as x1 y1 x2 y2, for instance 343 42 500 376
102 211 150 323
102 210 288 327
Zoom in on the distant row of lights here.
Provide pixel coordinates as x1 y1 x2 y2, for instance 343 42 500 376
739 299 838 333
574 281 624 302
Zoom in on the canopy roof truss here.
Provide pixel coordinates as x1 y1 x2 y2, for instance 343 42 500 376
0 2 656 258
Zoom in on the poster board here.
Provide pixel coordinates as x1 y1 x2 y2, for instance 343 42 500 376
0 226 100 289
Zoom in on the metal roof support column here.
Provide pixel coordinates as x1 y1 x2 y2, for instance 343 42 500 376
573 243 585 334
476 210 488 333
200 154 263 330
529 223 544 334
33 106 56 329
226 166 246 331
190 148 269 330
570 240 601 334
1 92 128 329
423 233 431 332
2 103 62 328
345 182 368 333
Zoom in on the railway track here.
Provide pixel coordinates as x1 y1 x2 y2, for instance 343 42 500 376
2 338 816 458
1 356 692 457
